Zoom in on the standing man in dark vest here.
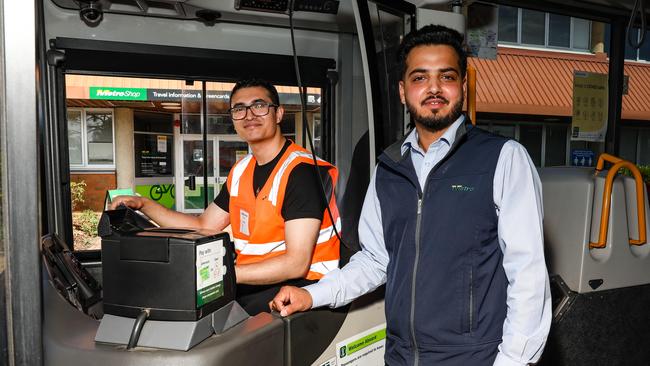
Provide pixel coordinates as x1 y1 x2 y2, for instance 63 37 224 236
271 25 551 366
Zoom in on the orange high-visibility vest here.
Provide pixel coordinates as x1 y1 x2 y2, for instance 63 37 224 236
227 142 340 280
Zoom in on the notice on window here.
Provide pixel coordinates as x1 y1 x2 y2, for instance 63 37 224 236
157 135 167 153
193 149 203 162
571 71 608 142
571 149 596 167
467 2 498 60
336 324 386 366
196 239 225 307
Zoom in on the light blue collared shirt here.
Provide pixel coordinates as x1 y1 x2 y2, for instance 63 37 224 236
305 117 551 366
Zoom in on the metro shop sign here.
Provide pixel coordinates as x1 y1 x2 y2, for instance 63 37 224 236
90 87 147 101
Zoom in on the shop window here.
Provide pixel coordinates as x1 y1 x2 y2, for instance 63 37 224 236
638 129 650 165
480 121 570 167
545 124 568 166
521 9 546 46
67 110 83 165
134 134 173 177
67 108 114 168
519 125 543 166
605 26 650 61
618 126 650 165
281 113 297 143
498 5 592 51
181 114 237 135
640 34 650 62
548 14 571 48
572 18 591 50
134 111 174 133
183 140 214 178
619 127 639 162
491 124 516 138
208 115 236 134
312 114 322 155
181 114 202 135
498 6 518 43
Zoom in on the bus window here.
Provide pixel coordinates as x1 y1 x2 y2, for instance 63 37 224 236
65 75 324 249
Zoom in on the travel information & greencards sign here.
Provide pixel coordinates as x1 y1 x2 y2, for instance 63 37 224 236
88 86 321 105
90 87 147 101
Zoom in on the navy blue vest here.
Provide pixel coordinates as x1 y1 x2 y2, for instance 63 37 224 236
376 123 509 366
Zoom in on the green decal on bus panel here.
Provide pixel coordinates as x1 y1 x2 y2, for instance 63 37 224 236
90 87 147 101
196 240 225 307
345 328 386 356
135 184 175 209
107 188 134 201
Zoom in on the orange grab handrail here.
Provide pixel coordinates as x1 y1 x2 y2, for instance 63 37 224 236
467 65 476 125
589 153 647 249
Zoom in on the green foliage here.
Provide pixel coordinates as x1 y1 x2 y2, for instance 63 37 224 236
619 165 650 183
77 209 100 237
70 180 86 210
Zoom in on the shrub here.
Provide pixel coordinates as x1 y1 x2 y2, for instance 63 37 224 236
619 165 650 183
70 180 86 210
77 209 100 237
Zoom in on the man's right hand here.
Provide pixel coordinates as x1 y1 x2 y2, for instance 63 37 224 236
269 286 313 317
109 195 147 211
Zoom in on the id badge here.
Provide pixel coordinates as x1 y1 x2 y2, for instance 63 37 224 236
239 209 250 236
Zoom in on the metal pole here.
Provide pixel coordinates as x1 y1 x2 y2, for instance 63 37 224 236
1 0 43 364
202 82 209 209
605 17 626 155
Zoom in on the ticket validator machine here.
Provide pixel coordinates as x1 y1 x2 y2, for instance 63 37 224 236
95 206 248 351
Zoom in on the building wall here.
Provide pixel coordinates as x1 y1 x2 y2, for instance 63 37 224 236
71 173 116 211
115 108 135 190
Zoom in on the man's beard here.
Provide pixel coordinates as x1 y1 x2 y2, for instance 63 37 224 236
406 94 464 132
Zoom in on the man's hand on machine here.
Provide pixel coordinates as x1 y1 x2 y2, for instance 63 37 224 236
109 195 148 211
269 286 313 317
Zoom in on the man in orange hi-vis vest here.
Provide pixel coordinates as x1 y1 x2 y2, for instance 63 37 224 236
111 79 341 315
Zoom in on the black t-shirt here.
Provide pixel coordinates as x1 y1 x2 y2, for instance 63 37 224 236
213 140 331 221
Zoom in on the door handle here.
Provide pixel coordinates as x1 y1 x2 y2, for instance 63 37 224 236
185 175 196 190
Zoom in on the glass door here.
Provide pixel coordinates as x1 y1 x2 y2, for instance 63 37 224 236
174 81 212 213
216 136 248 191
178 136 215 213
354 0 415 159
176 135 247 213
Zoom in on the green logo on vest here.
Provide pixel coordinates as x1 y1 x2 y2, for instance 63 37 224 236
451 184 474 192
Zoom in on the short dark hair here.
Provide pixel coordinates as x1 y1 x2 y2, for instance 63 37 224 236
397 25 467 79
230 78 280 106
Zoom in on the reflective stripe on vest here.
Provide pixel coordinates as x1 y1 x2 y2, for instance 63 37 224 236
310 259 340 275
268 151 327 206
230 154 253 197
234 217 341 255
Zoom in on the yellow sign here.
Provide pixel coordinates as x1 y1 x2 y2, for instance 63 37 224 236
571 71 608 142
235 150 248 162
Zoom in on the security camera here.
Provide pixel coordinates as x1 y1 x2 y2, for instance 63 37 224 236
79 0 103 26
